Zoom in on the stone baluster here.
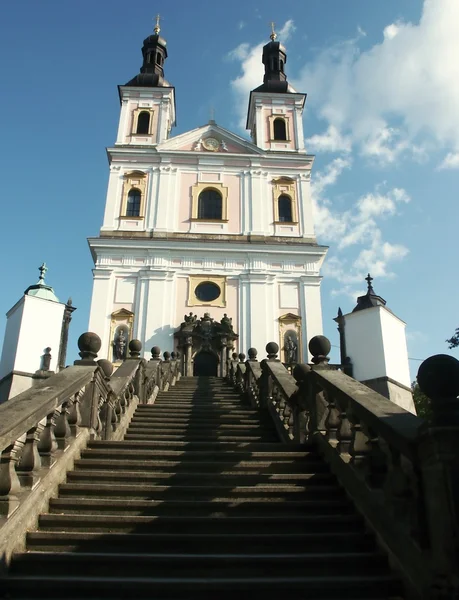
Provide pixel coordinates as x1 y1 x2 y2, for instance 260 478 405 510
308 336 338 444
416 354 459 596
0 441 22 516
68 389 84 437
16 425 42 488
54 401 71 450
37 411 58 468
259 342 279 408
292 363 312 443
348 411 371 474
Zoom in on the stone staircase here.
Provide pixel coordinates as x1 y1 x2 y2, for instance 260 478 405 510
4 376 404 599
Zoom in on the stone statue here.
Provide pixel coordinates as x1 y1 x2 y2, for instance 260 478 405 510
221 313 233 332
194 138 203 151
114 329 127 361
284 334 298 364
184 312 197 324
220 140 228 152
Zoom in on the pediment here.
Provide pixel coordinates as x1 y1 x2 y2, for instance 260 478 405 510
158 123 264 155
279 313 302 322
111 308 134 318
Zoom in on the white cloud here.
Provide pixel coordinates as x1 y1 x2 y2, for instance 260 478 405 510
278 19 296 41
311 161 410 288
306 125 352 154
238 21 246 30
438 152 459 170
296 0 459 162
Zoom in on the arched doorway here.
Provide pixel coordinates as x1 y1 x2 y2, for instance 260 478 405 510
193 351 218 376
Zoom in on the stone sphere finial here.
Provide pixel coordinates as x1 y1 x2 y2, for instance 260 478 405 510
308 335 331 365
163 351 171 362
238 353 246 363
417 354 459 425
293 363 311 383
151 346 161 360
97 359 114 379
171 352 176 360
266 342 279 360
248 348 258 360
77 332 101 362
232 352 238 361
129 339 142 358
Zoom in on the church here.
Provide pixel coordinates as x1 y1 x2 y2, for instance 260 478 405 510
87 21 328 373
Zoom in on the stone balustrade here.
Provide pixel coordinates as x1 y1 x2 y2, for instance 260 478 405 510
230 335 459 598
0 332 181 562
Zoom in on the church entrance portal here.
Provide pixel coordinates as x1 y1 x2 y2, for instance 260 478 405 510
193 351 218 376
175 312 238 377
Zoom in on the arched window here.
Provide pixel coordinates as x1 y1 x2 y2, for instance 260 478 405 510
198 189 223 220
278 195 293 222
273 118 287 141
136 112 150 135
126 188 141 217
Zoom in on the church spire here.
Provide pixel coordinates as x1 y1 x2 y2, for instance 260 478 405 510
125 19 171 88
252 24 294 94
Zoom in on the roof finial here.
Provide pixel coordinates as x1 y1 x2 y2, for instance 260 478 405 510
209 106 215 124
365 273 375 294
270 21 277 41
154 14 161 35
38 262 48 285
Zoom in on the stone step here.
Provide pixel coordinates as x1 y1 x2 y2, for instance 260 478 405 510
10 551 388 579
48 498 353 516
66 470 335 485
137 406 259 415
128 421 273 430
37 514 363 534
126 423 274 432
73 458 329 473
82 447 315 460
57 482 344 500
123 433 280 442
26 530 377 554
2 573 402 599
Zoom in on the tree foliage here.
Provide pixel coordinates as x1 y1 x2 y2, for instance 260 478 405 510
446 328 459 349
411 381 432 420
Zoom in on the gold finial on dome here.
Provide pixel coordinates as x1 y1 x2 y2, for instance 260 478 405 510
270 21 277 41
154 14 161 34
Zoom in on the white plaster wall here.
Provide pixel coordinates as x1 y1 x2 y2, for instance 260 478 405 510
344 307 386 382
0 298 24 379
14 296 65 374
88 269 116 358
380 309 411 387
300 279 324 362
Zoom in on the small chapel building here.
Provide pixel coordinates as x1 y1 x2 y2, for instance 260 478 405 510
87 22 328 372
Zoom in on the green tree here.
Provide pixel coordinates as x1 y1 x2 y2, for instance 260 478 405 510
411 381 432 420
446 328 459 349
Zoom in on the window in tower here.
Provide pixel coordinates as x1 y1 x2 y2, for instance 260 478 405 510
136 111 150 134
278 195 293 222
197 189 223 220
126 189 141 217
156 53 162 65
273 118 287 141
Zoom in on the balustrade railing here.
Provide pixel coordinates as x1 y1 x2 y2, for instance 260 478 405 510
235 334 459 598
0 332 181 562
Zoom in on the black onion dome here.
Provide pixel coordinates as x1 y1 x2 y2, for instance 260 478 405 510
125 33 171 88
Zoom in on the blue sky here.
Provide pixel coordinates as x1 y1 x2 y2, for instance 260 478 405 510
0 0 457 378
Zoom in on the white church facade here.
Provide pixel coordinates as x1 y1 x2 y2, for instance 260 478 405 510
88 24 327 368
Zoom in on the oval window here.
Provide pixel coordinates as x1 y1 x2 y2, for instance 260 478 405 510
195 281 221 302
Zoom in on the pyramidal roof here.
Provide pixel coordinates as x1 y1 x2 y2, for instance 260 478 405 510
24 263 59 302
